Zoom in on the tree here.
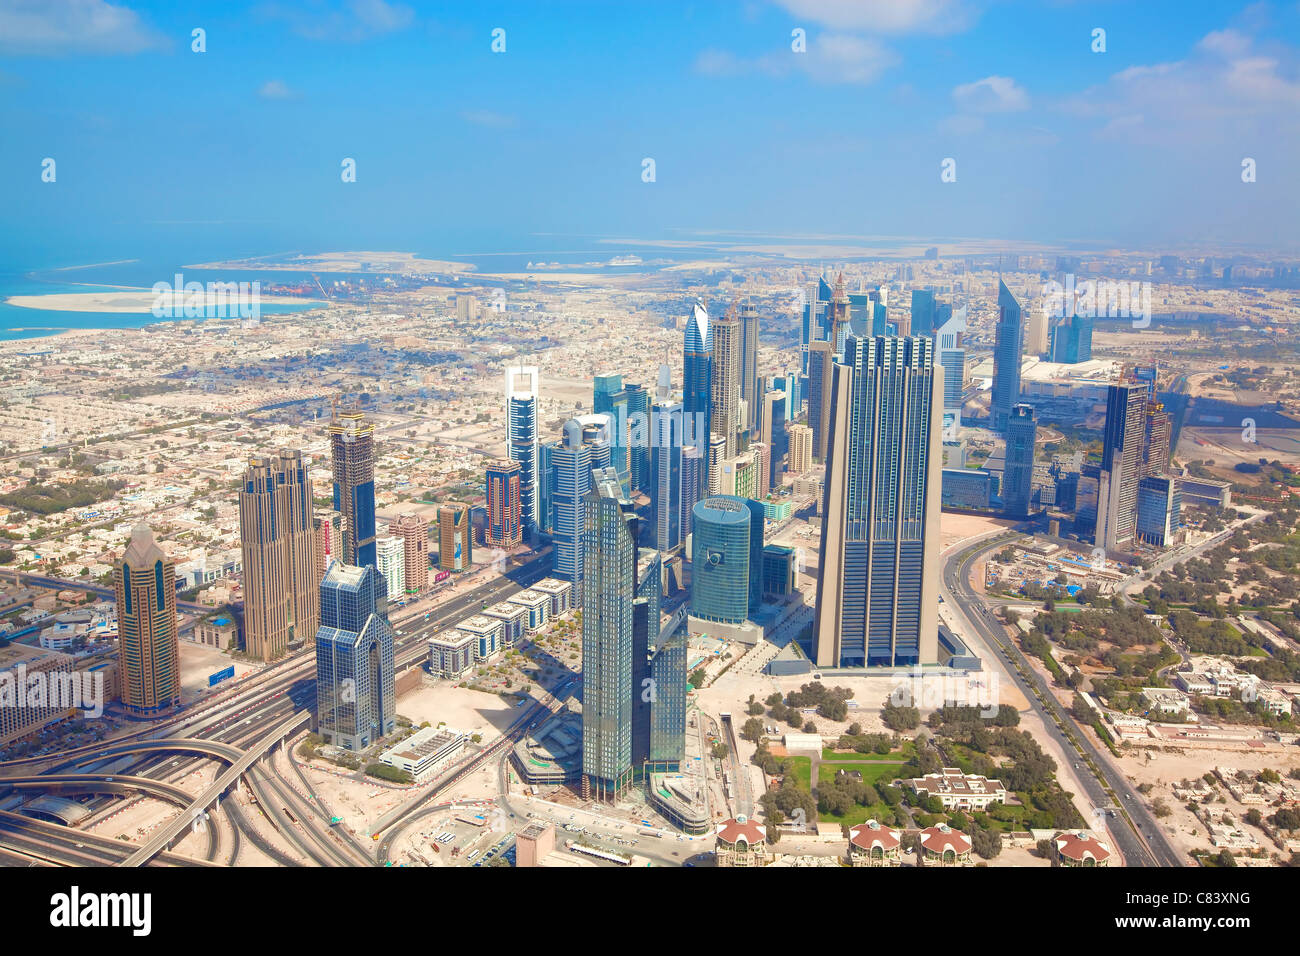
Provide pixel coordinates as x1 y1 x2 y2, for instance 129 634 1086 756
883 702 920 732
689 668 706 688
740 717 765 742
971 822 1002 860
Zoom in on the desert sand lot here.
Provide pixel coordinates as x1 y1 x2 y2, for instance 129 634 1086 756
939 511 1018 552
395 685 518 743
177 641 259 704
1120 745 1300 862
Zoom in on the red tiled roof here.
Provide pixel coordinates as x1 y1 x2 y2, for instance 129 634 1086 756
919 825 971 855
716 817 766 846
1055 831 1112 863
849 820 901 852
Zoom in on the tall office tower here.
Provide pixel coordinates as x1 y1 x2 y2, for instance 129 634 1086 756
581 467 638 801
1025 309 1049 357
680 448 701 539
548 415 613 595
936 307 967 434
910 288 936 337
800 277 831 376
808 274 853 462
990 279 1024 432
683 303 713 490
739 300 760 434
506 364 540 539
1048 313 1094 364
754 442 771 499
690 496 760 624
114 523 180 716
485 459 523 548
313 509 343 582
630 545 661 768
935 301 953 330
759 389 789 486
773 372 800 421
1003 404 1037 517
1131 363 1158 402
649 396 683 552
239 451 321 661
706 434 727 495
1095 383 1147 550
329 405 377 571
788 422 814 474
437 503 472 572
594 373 631 492
1143 402 1172 477
710 303 742 462
625 382 649 494
375 535 406 599
390 513 429 593
314 563 395 751
646 617 686 772
1137 474 1183 546
814 335 943 668
455 294 478 322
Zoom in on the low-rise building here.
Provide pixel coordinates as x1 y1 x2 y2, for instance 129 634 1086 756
531 577 573 618
1141 687 1191 716
848 820 902 867
715 816 768 867
1054 831 1112 867
377 725 467 782
482 601 528 648
918 824 972 866
507 589 550 633
427 629 476 680
908 768 1007 811
457 614 503 662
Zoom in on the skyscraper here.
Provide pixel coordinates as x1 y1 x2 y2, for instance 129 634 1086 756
1025 309 1049 357
1049 313 1093 364
1095 383 1147 550
594 373 630 492
438 503 472 572
114 523 180 716
329 405 377 571
646 617 686 772
991 279 1023 432
739 300 760 434
315 563 395 751
625 382 649 494
506 364 540 539
814 336 943 668
548 414 613 594
375 535 405 599
485 459 523 548
649 395 683 552
800 276 831 377
788 422 814 474
582 467 638 801
683 303 712 491
1143 402 1172 477
808 274 852 462
690 496 755 625
680 448 701 540
390 513 429 593
710 303 742 462
760 389 788 487
910 288 936 337
239 450 320 661
1003 404 1037 517
936 307 967 435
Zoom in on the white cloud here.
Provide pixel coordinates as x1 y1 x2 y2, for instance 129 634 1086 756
771 0 976 35
695 32 899 85
952 75 1029 113
461 110 518 129
1060 28 1300 142
257 0 414 42
0 0 168 55
258 79 297 99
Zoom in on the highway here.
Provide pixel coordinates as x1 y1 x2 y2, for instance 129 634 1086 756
0 552 560 867
941 534 1185 867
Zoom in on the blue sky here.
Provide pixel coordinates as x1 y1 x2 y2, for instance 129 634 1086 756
2 0 1298 266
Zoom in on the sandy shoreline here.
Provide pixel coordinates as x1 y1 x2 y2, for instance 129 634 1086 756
6 290 323 314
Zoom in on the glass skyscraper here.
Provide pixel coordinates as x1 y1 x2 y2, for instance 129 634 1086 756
314 562 395 751
649 396 683 552
936 307 966 434
690 496 754 625
547 415 612 595
1003 403 1037 517
329 405 377 571
625 382 648 494
582 467 637 801
594 373 631 493
1095 383 1147 550
114 523 180 717
991 279 1023 432
814 335 943 667
506 365 540 539
683 303 712 490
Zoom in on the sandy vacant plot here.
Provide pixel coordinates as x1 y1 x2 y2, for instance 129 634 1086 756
396 685 519 742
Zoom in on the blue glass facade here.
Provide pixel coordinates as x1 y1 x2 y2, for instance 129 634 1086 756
683 304 713 492
991 280 1023 432
314 563 396 751
690 496 753 624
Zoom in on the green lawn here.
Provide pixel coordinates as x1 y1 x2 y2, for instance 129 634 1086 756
817 761 904 787
785 756 812 790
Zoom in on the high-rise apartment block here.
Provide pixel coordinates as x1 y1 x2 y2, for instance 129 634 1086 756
114 523 181 716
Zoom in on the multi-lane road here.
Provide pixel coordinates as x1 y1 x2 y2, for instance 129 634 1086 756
942 534 1185 867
